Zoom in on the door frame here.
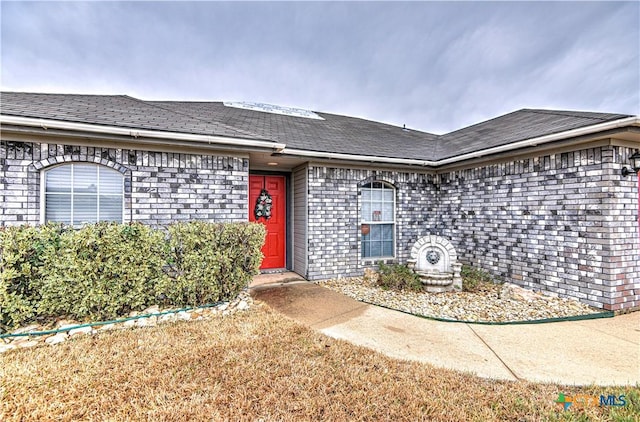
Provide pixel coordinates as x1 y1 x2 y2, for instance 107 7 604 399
249 171 292 270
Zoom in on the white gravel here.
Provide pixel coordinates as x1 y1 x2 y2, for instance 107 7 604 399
317 277 602 323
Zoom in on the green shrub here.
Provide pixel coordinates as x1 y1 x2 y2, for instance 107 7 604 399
376 262 423 292
460 264 493 292
38 222 170 321
158 222 266 307
0 224 65 330
1 221 266 329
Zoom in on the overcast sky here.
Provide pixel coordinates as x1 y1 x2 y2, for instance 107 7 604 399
1 1 638 134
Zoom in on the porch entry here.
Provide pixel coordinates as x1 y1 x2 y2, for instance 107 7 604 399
249 175 286 269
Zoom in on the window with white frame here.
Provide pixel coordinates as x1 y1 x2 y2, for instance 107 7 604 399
43 163 124 225
360 181 395 258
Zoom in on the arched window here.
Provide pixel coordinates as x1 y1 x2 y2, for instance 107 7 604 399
42 163 124 225
360 181 395 258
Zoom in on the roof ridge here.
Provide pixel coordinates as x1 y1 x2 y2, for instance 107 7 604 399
1 91 128 98
151 100 223 104
299 110 441 139
440 109 525 137
522 108 631 120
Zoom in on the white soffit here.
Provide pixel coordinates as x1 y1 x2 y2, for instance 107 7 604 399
223 101 324 120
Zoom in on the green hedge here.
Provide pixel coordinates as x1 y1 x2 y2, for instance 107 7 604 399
0 221 266 330
0 224 65 329
37 223 170 322
159 221 265 306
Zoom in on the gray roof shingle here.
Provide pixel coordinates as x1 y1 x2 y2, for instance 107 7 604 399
1 92 633 161
436 109 632 159
152 101 440 159
0 92 268 141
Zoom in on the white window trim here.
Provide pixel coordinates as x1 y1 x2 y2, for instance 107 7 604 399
40 163 125 225
360 181 396 260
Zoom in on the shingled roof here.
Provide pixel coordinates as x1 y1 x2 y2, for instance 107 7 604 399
437 109 632 160
152 101 440 159
0 92 633 161
0 92 267 140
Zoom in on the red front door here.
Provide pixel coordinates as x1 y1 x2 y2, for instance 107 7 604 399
249 175 286 269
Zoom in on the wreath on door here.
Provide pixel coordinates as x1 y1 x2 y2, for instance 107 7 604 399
254 189 273 220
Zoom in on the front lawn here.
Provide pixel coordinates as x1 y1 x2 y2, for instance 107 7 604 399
1 304 637 421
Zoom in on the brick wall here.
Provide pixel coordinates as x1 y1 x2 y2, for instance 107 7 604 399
2 139 637 310
306 146 639 311
437 145 639 310
306 166 438 280
0 141 249 226
0 141 37 224
604 146 640 311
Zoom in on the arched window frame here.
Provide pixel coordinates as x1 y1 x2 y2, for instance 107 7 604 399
40 163 125 226
360 181 396 259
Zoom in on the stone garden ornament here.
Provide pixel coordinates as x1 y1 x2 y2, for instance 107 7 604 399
407 235 463 293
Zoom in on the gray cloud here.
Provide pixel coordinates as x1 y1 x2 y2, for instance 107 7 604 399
2 1 638 134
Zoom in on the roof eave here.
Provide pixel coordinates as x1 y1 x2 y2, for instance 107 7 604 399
1 114 638 168
436 116 640 164
282 116 640 166
279 148 438 167
0 115 286 152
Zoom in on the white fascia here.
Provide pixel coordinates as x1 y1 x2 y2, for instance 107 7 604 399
2 114 638 166
0 115 286 151
279 148 438 166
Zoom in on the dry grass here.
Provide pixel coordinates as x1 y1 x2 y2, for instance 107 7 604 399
1 304 637 421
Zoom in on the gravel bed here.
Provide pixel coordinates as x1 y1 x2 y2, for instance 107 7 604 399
317 277 602 323
0 290 254 353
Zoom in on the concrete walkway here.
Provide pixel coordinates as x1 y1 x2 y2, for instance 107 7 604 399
250 273 640 386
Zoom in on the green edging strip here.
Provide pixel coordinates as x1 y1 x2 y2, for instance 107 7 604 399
0 301 224 339
359 299 615 325
2 296 616 339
